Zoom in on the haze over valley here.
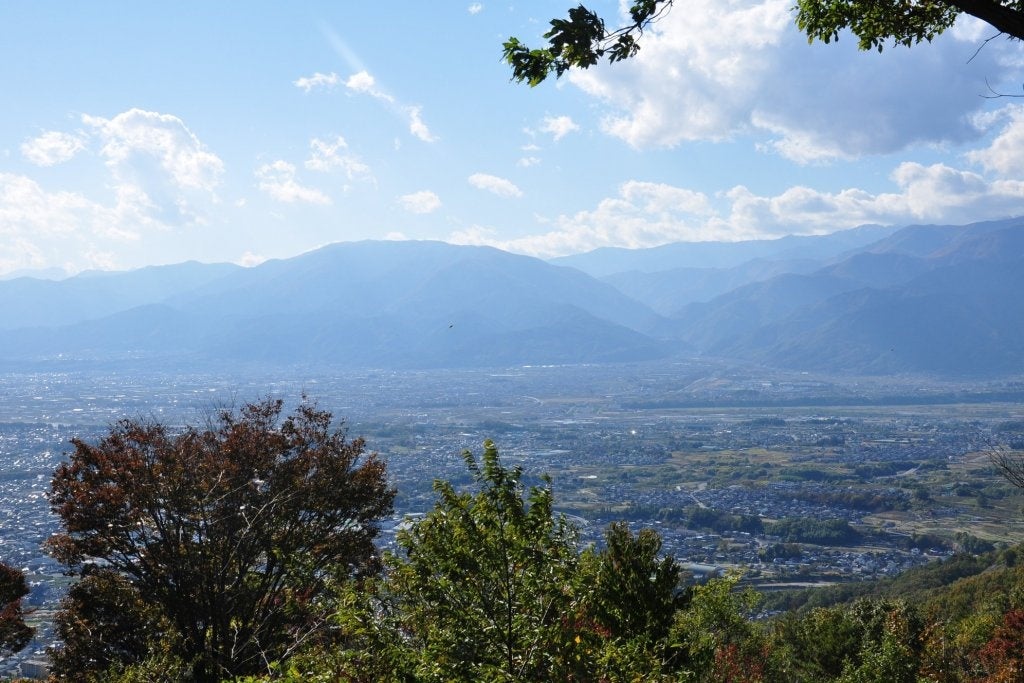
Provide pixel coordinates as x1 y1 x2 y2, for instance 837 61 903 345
2 217 1022 377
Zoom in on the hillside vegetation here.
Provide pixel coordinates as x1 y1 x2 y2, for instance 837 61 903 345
25 419 1024 682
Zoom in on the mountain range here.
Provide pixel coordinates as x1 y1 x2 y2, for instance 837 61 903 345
1 217 1022 376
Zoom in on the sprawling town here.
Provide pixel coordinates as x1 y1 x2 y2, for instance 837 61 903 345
3 362 1024 677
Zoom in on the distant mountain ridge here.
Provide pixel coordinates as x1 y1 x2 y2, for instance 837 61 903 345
672 218 1024 376
550 224 899 277
0 219 1021 376
0 241 672 369
0 261 242 331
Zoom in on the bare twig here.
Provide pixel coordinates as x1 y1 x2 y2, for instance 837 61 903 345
981 76 1024 98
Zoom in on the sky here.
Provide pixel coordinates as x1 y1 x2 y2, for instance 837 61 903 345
2 1 1024 277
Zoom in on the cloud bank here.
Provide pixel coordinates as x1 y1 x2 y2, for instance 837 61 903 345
568 0 1024 161
450 155 1024 258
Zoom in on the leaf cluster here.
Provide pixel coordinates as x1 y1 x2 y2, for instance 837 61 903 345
0 561 32 657
503 1 671 85
385 440 585 679
795 0 960 52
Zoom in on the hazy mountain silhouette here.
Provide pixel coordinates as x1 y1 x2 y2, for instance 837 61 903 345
551 224 897 277
1 221 1021 375
0 261 241 330
673 218 1024 376
0 242 671 368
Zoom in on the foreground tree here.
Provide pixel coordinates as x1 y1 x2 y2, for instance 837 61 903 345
776 598 922 682
991 444 1024 490
48 569 178 682
47 398 394 682
276 442 764 682
0 561 32 657
669 573 777 681
586 521 681 643
505 0 1024 85
384 440 585 681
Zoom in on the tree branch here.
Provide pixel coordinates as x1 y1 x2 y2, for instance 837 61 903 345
948 0 1024 40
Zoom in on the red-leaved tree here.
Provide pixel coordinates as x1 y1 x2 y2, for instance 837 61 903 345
46 398 394 682
0 561 32 657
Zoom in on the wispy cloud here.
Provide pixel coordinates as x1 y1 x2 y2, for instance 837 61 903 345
21 131 87 166
468 173 522 198
345 70 390 100
255 160 330 204
540 115 579 141
345 70 437 142
407 107 437 143
468 3 483 14
0 170 177 275
294 71 340 93
398 190 442 214
237 251 266 267
305 135 373 180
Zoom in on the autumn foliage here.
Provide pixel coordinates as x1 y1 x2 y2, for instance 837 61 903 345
36 422 1024 682
46 398 394 682
0 560 32 657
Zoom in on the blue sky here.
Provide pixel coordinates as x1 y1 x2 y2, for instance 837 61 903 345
2 1 1023 276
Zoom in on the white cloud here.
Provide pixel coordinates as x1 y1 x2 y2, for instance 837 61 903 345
949 14 998 42
0 109 233 275
83 109 223 191
0 171 162 242
450 161 1024 258
384 231 409 240
0 172 173 275
408 106 437 142
468 173 523 198
255 160 331 205
448 224 500 248
345 70 436 142
539 115 579 141
294 71 340 93
79 248 116 272
567 0 1024 158
398 190 442 214
569 0 790 148
237 251 266 267
0 173 95 238
719 162 1024 232
468 3 483 14
751 115 852 165
517 156 541 167
966 105 1024 177
0 236 47 275
345 70 386 98
305 135 372 180
21 131 86 166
